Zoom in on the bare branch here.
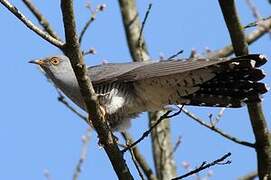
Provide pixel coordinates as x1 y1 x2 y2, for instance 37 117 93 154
73 128 92 180
172 153 231 180
210 108 226 126
118 0 149 61
57 90 88 124
118 1 177 179
129 149 145 180
79 4 106 44
122 132 158 180
167 50 184 60
0 0 64 48
182 107 255 148
60 1 133 179
122 133 145 180
122 106 183 153
244 16 271 29
218 1 271 178
22 0 61 40
207 17 271 58
238 171 257 180
245 0 261 19
167 136 182 159
137 3 152 53
41 67 89 125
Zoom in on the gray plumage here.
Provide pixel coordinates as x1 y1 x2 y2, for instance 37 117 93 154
29 54 268 131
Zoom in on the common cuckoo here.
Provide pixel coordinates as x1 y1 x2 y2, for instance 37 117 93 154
29 54 268 131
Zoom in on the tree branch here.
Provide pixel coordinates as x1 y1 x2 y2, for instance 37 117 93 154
118 0 149 61
208 17 271 58
122 107 183 153
22 0 61 40
60 1 133 179
182 107 255 148
0 0 64 48
73 128 92 180
122 132 158 180
118 1 177 179
218 1 271 179
172 152 231 180
79 4 106 44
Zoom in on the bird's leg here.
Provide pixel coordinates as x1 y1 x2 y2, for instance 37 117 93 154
96 92 110 117
87 92 110 125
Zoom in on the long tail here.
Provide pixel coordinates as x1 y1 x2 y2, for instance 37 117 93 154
183 54 268 107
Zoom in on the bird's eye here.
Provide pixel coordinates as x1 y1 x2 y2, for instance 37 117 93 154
50 57 60 65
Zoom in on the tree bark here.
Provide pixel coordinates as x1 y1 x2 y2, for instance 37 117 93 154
118 0 177 179
219 1 271 179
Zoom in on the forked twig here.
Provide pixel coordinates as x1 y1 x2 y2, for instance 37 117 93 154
172 152 231 180
0 0 64 48
121 132 158 180
122 105 184 153
182 107 255 148
22 0 61 40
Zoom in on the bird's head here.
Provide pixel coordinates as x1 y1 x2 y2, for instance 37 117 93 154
29 55 77 86
29 55 72 77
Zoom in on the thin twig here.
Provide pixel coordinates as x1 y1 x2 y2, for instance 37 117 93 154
0 0 64 48
41 68 89 125
207 17 271 58
79 14 95 44
210 108 226 126
122 105 184 153
73 128 92 180
22 0 61 40
167 50 184 60
129 149 145 180
57 91 88 124
137 3 152 49
244 16 271 29
182 107 255 148
122 132 158 180
245 0 271 38
167 136 182 159
79 4 106 44
245 0 261 19
121 133 145 180
172 152 231 180
118 0 149 61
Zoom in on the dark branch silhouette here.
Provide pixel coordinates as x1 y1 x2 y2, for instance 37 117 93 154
172 153 232 180
122 106 184 153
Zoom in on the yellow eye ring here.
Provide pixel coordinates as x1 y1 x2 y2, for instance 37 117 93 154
50 57 60 65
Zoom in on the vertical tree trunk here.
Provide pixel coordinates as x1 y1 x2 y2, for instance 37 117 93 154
219 1 271 179
118 0 177 179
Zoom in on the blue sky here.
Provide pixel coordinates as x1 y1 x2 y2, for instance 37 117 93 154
0 1 270 179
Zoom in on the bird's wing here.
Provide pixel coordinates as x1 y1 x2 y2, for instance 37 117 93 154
87 54 266 84
117 54 266 82
87 61 149 84
122 54 267 109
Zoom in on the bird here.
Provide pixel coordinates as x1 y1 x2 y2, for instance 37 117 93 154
29 54 268 131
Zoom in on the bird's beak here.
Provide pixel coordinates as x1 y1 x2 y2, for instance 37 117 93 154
28 60 45 66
